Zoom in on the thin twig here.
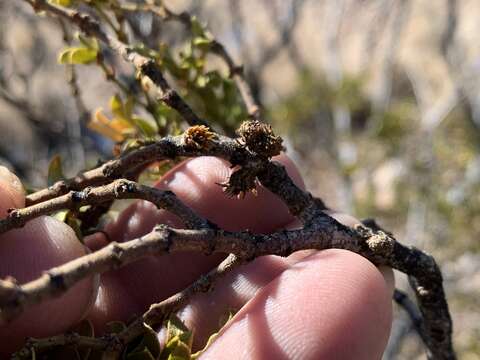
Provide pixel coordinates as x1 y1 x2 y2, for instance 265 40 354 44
12 254 241 359
120 254 241 345
1 179 207 234
393 288 426 345
24 131 267 206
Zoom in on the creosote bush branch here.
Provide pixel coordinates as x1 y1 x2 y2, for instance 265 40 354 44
2 1 455 360
3 122 454 360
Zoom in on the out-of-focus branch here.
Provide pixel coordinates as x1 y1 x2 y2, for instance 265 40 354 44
370 0 410 112
258 0 306 69
117 1 262 121
321 0 355 213
25 0 208 128
441 0 480 146
393 288 426 344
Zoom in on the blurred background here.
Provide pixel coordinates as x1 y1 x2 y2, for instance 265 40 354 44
0 0 479 358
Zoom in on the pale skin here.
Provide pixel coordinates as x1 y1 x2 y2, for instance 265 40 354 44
0 156 394 358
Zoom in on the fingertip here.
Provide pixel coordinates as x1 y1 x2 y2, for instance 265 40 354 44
0 216 97 354
158 155 305 232
203 250 392 360
84 232 110 252
0 166 25 217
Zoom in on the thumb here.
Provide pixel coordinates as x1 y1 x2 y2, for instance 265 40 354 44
0 167 98 355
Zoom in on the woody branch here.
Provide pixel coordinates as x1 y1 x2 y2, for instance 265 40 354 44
6 1 456 359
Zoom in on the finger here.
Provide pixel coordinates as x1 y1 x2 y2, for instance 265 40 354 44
172 254 304 351
87 155 305 326
105 154 305 241
0 169 97 355
172 199 394 351
201 250 393 360
0 165 25 216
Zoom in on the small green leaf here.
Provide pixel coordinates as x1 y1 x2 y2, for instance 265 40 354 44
110 94 125 119
192 36 212 49
53 210 83 241
126 323 161 360
132 116 158 137
49 0 73 6
159 315 193 360
47 154 64 186
54 209 69 223
124 97 135 119
195 75 208 88
77 34 99 50
190 16 205 37
142 323 161 358
58 47 97 65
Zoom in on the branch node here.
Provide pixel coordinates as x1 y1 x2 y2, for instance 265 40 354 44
153 224 173 251
110 242 124 267
237 120 283 158
355 224 395 257
70 190 86 203
47 272 67 292
183 125 216 150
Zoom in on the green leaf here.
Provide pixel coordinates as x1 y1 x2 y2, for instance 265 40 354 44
58 47 98 65
159 315 193 360
132 116 158 137
166 314 192 343
77 34 99 50
142 323 161 358
195 75 208 88
110 95 135 123
190 16 205 38
192 36 212 51
47 154 64 187
124 97 135 119
126 323 161 360
49 0 73 6
110 94 125 119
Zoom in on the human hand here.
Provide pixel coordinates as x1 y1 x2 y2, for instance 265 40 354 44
0 156 393 359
